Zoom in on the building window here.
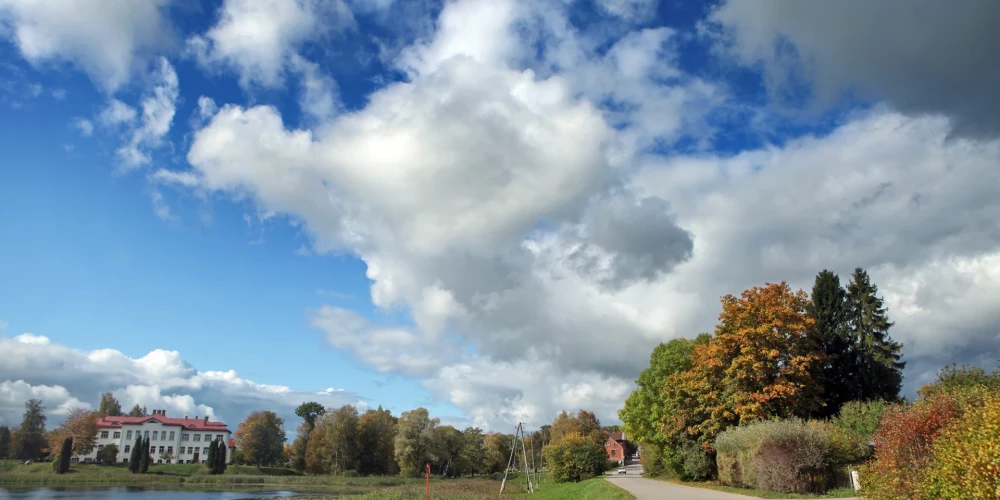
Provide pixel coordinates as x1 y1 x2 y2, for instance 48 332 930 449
98 444 104 451
152 431 158 441
71 458 79 463
188 447 194 454
611 450 616 457
203 447 208 455
193 434 201 442
113 431 121 439
167 446 173 455
122 458 127 463
101 431 109 438
150 446 155 454
84 458 92 463
157 459 162 464
126 430 132 440
158 446 164 454
203 434 211 441
169 431 175 441
124 445 130 453
182 433 189 441
144 431 149 439
215 434 223 442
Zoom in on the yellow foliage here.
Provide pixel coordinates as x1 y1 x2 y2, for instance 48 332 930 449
919 392 1000 499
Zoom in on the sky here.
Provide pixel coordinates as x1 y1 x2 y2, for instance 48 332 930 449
1 0 998 433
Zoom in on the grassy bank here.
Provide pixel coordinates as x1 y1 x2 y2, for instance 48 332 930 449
652 477 857 499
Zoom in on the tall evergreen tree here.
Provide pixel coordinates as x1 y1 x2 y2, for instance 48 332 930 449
0 425 10 459
127 405 148 417
12 399 46 459
207 440 218 472
215 442 228 474
128 435 143 473
140 437 151 473
97 393 123 417
846 268 905 401
808 270 855 417
53 437 72 473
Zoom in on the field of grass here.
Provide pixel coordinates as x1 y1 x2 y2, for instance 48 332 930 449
653 477 857 499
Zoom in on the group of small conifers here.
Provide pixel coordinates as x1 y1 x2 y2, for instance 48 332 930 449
123 435 228 474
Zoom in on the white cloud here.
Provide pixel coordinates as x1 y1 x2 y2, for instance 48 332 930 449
0 0 175 91
152 169 201 188
706 0 1000 138
187 0 353 89
51 88 66 99
115 57 179 169
0 331 364 429
594 0 658 22
98 99 137 127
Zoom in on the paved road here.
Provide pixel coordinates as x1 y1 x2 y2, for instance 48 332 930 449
604 464 861 500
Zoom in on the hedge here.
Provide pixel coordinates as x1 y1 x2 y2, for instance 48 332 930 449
715 419 833 494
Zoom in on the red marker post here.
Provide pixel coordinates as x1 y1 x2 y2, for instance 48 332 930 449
425 462 431 500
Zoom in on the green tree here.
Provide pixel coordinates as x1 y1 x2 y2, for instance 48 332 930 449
97 443 119 463
295 402 326 431
543 433 607 483
53 436 72 473
809 270 854 418
483 432 512 474
141 437 151 473
550 409 606 448
289 424 309 473
0 425 10 459
432 425 465 477
394 407 439 477
846 268 905 402
357 406 398 476
215 441 228 474
207 439 218 472
321 405 361 474
460 427 486 476
12 399 46 459
128 435 142 473
97 393 123 417
918 363 1000 399
234 411 286 467
127 404 148 417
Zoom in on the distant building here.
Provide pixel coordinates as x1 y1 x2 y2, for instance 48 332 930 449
605 431 634 465
74 409 233 464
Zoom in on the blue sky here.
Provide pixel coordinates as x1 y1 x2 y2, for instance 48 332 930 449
1 0 998 431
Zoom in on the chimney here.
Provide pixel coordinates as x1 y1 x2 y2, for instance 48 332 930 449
204 416 209 424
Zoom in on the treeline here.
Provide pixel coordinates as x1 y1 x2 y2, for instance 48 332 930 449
237 404 556 478
0 392 130 462
620 268 907 489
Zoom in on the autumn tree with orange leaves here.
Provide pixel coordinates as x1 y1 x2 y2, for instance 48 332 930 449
665 282 823 446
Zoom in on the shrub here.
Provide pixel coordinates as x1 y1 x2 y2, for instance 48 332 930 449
675 439 713 481
542 433 606 483
829 400 887 464
919 392 1000 499
715 419 832 494
638 441 668 477
97 444 119 464
859 394 960 500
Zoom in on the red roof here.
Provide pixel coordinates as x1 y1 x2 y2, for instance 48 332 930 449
608 432 626 442
97 415 230 432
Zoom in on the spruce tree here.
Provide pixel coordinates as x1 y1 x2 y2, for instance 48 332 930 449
0 425 10 459
141 437 151 473
808 270 855 417
59 437 73 473
207 440 218 472
129 435 143 473
846 268 905 401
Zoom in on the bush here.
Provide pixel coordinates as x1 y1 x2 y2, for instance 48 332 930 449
674 439 713 481
859 394 961 500
829 400 887 464
715 419 832 494
542 433 607 483
918 391 1000 499
638 441 668 477
97 444 119 464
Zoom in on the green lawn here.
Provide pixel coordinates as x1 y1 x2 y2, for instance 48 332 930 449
528 478 633 500
653 477 857 499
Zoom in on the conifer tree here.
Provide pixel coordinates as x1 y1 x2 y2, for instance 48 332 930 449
129 435 143 473
207 439 218 472
808 270 855 417
216 441 227 474
141 437 151 473
846 268 905 401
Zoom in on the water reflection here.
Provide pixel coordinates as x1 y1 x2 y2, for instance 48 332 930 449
0 487 308 499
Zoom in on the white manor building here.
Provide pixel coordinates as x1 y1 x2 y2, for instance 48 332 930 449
74 409 234 464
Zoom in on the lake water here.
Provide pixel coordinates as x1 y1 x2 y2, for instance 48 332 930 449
0 488 316 500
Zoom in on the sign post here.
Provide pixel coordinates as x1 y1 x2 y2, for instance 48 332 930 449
426 462 431 500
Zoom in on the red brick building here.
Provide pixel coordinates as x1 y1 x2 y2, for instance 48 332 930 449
605 431 631 464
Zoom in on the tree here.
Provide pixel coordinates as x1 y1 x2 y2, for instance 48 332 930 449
483 432 513 474
460 427 486 476
128 435 143 473
98 443 119 464
97 393 123 417
215 440 228 474
295 402 326 432
289 424 309 473
550 410 606 447
50 408 98 456
141 437 151 473
12 399 46 459
53 437 72 473
431 425 465 477
322 405 361 474
543 433 607 483
127 404 148 417
846 268 905 402
234 411 286 467
207 439 218 472
808 270 855 418
357 406 398 476
667 282 822 445
0 425 10 459
394 407 439 477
